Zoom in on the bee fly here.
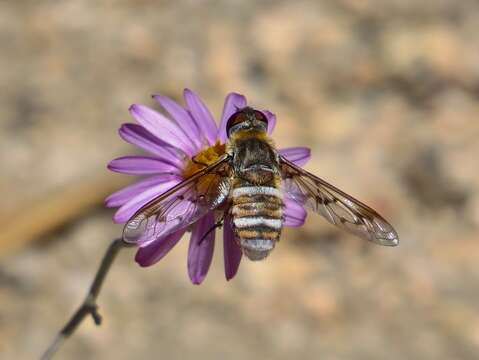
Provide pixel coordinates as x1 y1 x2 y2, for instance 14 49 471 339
123 107 398 261
227 107 284 260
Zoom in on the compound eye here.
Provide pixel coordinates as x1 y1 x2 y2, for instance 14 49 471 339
253 110 268 125
226 111 247 135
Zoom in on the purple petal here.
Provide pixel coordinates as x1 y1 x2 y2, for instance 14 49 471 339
223 216 242 280
129 104 196 156
283 196 307 227
218 93 247 143
278 147 311 167
187 212 216 285
183 89 218 146
135 229 186 267
105 174 180 208
152 95 202 151
113 179 180 223
119 123 184 167
108 156 180 175
262 110 277 135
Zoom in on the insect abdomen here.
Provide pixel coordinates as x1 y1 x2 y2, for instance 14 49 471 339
231 186 283 261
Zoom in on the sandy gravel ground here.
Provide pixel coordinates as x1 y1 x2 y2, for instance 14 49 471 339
1 1 479 359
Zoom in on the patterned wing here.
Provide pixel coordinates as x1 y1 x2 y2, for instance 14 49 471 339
280 156 398 246
123 154 232 246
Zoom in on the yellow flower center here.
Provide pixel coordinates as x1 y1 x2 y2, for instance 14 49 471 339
182 142 226 179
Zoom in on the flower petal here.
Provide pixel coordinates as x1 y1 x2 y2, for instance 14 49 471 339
135 229 186 267
108 156 180 175
187 212 216 285
283 196 307 227
263 110 277 135
184 89 218 146
119 123 184 167
278 147 311 167
129 104 196 156
218 93 247 143
113 179 180 223
152 95 202 151
105 174 180 208
223 216 242 280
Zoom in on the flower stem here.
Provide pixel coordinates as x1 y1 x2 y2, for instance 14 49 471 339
41 238 134 360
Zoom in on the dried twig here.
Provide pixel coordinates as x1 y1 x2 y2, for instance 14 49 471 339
41 238 133 360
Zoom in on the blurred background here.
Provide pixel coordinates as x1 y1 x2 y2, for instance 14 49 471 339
1 1 479 359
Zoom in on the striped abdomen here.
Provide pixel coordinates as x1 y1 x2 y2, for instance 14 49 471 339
231 186 283 261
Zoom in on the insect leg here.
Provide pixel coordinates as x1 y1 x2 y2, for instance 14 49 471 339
198 213 226 245
191 155 209 167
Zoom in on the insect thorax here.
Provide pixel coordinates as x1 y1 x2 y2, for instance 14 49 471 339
229 130 279 184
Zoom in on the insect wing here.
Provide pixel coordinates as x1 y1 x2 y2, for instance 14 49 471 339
280 156 398 246
123 155 232 246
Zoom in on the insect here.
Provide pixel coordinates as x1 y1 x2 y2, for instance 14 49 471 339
123 107 398 260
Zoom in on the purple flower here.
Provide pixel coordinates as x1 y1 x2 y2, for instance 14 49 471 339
106 89 311 284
